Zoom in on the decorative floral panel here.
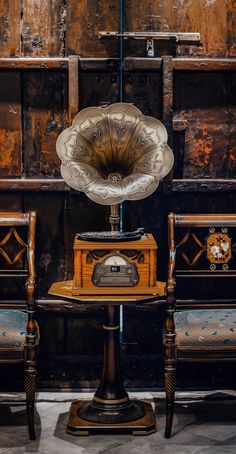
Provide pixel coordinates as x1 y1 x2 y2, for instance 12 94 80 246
206 233 231 264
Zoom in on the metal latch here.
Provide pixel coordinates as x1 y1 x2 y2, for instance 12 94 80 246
99 31 201 58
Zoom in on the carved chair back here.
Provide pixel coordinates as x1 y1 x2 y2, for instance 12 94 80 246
168 213 236 308
0 211 37 439
0 211 36 308
164 213 236 438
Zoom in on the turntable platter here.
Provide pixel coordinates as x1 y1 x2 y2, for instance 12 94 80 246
76 228 144 242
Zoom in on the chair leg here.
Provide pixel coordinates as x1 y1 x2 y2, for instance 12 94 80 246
25 370 37 440
164 365 176 438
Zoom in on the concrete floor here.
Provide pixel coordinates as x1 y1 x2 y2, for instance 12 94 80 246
0 390 236 453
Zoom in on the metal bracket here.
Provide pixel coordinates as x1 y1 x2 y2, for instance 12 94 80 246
99 31 201 58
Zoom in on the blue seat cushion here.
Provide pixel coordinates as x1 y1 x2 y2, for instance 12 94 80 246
0 309 28 353
175 309 236 351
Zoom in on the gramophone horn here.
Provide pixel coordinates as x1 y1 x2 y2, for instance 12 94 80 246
56 103 174 205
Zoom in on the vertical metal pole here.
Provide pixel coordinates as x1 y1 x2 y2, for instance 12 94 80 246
109 205 120 231
119 0 124 104
119 0 124 341
119 0 124 233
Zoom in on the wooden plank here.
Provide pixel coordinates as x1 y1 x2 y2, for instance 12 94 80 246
229 73 236 178
21 0 66 56
68 55 79 122
0 178 234 193
75 67 160 147
0 72 22 177
162 57 173 145
80 58 119 72
124 58 162 71
174 58 236 71
79 72 119 109
1 57 236 72
174 71 236 179
67 0 119 57
0 179 69 191
162 56 173 191
126 0 236 57
63 194 108 281
172 180 236 192
37 299 105 312
0 58 68 69
23 71 67 177
122 71 162 118
0 193 22 211
0 0 21 57
24 193 66 296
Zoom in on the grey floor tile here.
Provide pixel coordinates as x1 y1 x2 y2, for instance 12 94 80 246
2 436 87 454
2 391 236 454
189 423 236 442
197 447 236 454
106 440 210 454
105 445 155 454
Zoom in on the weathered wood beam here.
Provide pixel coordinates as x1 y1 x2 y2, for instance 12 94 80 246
0 178 235 192
173 179 236 191
68 55 79 121
36 299 163 312
162 56 173 192
79 58 119 71
0 58 68 69
1 57 236 72
36 299 104 312
0 179 69 191
124 58 162 71
173 58 236 71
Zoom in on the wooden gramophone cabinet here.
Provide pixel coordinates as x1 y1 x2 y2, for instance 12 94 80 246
72 233 159 295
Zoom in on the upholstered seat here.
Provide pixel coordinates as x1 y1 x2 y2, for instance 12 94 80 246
0 310 39 361
175 309 236 352
0 310 27 352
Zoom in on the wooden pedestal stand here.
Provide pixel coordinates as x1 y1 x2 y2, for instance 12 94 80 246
49 280 166 435
49 205 164 435
67 303 155 435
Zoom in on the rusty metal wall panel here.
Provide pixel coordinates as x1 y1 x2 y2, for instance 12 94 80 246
125 0 236 58
0 0 21 57
1 1 236 59
79 71 162 116
21 0 66 57
23 71 67 177
67 0 119 57
63 194 109 281
0 72 22 177
174 71 236 178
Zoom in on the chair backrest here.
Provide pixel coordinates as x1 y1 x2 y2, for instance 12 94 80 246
0 212 36 307
167 213 236 309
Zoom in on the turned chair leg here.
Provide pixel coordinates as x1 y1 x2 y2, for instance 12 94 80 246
25 369 37 440
164 365 176 438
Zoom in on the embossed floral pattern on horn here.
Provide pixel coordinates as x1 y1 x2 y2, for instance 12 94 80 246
56 103 174 205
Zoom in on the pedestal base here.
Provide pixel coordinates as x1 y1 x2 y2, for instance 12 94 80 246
67 400 156 436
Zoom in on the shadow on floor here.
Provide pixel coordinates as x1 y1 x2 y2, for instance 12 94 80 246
0 403 41 449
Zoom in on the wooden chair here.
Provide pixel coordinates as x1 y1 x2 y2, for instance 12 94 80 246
164 213 236 438
0 212 38 439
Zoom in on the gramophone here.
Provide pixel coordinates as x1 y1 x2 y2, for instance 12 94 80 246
56 102 174 295
54 104 174 435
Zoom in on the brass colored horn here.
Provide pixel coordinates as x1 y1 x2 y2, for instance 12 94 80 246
56 103 174 205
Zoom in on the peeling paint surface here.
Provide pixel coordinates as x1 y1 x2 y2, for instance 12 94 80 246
174 71 236 178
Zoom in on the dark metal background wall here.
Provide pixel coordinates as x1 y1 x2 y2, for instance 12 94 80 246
0 0 236 389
